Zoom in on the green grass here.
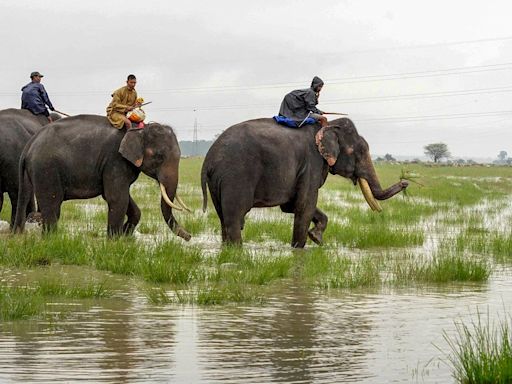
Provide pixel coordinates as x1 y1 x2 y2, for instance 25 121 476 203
0 285 44 321
443 309 512 384
326 220 424 249
33 278 112 298
455 231 512 264
392 252 490 284
1 160 512 310
0 277 113 321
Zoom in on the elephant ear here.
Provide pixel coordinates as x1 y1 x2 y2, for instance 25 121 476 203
119 128 145 167
317 127 340 166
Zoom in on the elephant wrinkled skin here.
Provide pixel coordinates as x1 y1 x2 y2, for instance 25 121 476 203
14 115 190 239
201 117 408 248
0 108 60 227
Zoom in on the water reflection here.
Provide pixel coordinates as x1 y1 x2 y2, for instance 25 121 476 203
2 273 511 383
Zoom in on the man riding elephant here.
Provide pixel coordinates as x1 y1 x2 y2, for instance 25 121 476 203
106 74 143 130
21 71 57 124
202 116 408 248
14 114 191 239
278 76 328 128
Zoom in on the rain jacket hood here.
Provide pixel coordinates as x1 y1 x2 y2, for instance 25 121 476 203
278 77 324 123
310 76 324 91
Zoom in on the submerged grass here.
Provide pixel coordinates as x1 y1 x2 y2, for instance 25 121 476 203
392 252 490 284
1 161 512 310
298 249 382 289
0 285 43 321
443 309 512 384
326 220 424 249
455 230 512 264
0 277 113 321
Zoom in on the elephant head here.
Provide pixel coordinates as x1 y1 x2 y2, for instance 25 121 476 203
317 118 408 211
119 123 191 240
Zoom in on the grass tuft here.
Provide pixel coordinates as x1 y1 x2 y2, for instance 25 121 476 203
443 309 512 384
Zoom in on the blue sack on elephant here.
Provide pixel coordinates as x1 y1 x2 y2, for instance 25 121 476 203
273 115 316 128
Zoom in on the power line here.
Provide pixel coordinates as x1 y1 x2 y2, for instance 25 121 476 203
1 61 512 97
357 110 512 123
145 85 512 112
328 36 512 56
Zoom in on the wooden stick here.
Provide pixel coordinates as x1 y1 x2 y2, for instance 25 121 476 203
53 109 71 117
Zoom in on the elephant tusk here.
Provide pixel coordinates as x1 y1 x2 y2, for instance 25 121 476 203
159 183 183 211
175 194 192 213
358 178 383 212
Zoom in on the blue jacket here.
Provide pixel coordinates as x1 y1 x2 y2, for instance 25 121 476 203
21 82 54 116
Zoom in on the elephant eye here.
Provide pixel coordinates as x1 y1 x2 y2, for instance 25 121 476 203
153 152 164 161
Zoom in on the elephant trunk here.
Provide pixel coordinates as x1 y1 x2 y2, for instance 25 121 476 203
158 171 191 241
358 154 408 211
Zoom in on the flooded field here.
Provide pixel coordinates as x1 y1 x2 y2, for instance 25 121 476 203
2 161 512 383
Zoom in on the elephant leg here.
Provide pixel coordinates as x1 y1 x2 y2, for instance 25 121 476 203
106 196 129 237
32 170 64 233
38 194 63 233
209 190 227 242
292 215 310 248
7 190 17 229
291 204 318 248
12 172 34 233
103 180 130 237
223 212 243 245
221 198 249 245
123 195 141 235
221 222 227 242
307 208 328 246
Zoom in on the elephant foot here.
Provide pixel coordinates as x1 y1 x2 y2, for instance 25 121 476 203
26 212 43 225
175 226 191 241
308 228 324 246
123 223 137 235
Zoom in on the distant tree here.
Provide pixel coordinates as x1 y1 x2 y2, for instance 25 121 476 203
384 153 396 161
424 143 450 163
498 150 508 162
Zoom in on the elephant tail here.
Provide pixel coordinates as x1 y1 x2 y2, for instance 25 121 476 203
201 163 208 212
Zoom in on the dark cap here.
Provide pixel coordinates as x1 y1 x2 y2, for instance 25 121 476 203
30 71 44 78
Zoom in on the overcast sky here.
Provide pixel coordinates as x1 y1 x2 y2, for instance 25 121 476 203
1 0 512 159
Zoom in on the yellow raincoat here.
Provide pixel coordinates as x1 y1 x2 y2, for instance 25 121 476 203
106 86 138 128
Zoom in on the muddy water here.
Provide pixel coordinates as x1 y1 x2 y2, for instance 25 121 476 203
2 195 512 383
0 269 511 383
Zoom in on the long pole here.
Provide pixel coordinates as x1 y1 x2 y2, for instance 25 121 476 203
53 109 71 117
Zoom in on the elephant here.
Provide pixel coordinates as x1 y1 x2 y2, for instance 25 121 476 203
13 114 191 239
201 117 408 248
0 108 60 227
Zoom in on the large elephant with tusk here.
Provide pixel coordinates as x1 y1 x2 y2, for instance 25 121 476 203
201 117 408 248
13 115 191 239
